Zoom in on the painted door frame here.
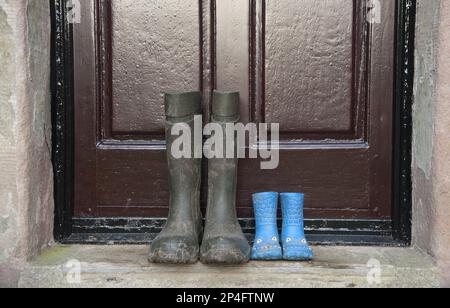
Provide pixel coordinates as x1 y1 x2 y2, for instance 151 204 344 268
51 0 416 246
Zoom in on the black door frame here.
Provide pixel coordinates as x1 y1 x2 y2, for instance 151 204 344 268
51 0 416 246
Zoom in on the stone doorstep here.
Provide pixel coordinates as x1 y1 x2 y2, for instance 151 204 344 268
18 245 439 288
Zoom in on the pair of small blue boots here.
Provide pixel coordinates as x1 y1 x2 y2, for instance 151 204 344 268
252 192 313 261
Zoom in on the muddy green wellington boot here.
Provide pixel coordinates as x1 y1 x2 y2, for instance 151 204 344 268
200 91 251 265
149 92 203 264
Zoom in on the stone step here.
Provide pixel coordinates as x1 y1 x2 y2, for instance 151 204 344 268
19 245 438 288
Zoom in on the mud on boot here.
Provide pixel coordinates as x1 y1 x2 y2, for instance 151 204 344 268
200 91 251 265
149 92 203 264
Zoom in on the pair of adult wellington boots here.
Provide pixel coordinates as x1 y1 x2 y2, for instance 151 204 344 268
251 192 314 261
148 91 251 265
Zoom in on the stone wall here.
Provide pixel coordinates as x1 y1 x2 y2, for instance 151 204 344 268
413 0 450 287
0 0 53 287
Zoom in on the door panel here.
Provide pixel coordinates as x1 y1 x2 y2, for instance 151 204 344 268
74 0 394 221
265 0 354 133
110 0 201 136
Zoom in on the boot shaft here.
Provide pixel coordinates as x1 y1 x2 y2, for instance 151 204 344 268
281 193 306 238
252 192 280 238
205 91 240 223
165 91 202 159
164 92 202 224
211 91 240 123
165 91 202 119
253 192 279 227
281 193 305 224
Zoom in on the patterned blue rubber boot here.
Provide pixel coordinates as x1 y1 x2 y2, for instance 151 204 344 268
281 193 314 261
251 192 283 260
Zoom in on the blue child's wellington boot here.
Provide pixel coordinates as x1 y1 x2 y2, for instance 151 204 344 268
281 193 314 261
251 192 283 260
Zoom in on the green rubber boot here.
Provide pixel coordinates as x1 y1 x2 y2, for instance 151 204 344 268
200 91 251 265
149 92 203 264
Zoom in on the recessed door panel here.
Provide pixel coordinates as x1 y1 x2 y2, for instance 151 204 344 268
265 0 354 134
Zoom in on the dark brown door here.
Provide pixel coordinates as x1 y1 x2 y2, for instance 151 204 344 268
74 0 394 223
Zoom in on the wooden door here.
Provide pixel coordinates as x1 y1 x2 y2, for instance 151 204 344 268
74 0 394 228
